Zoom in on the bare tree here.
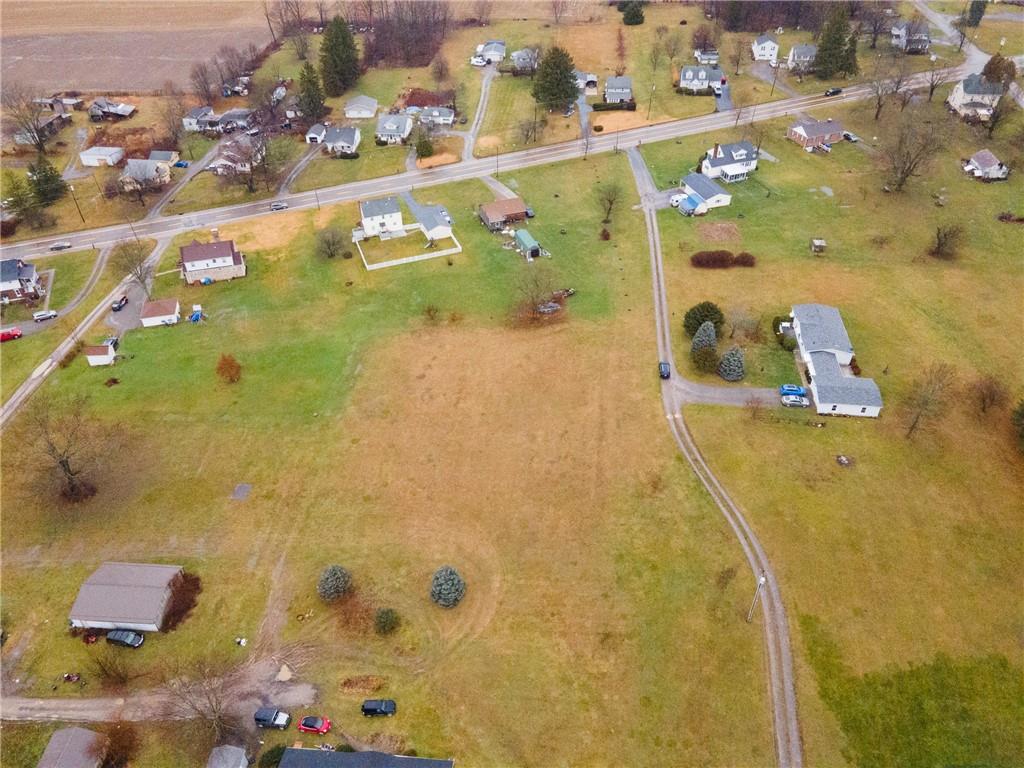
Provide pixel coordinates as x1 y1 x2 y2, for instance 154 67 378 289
157 81 187 145
24 395 108 502
278 0 310 60
1 81 50 153
730 37 748 76
261 0 279 44
648 43 664 75
161 661 241 741
90 722 140 768
190 61 216 105
550 0 569 25
473 0 494 24
217 45 249 83
516 263 556 310
929 224 964 260
518 118 540 144
112 239 154 296
925 59 950 101
664 33 683 64
90 646 142 689
744 395 765 421
953 11 968 52
430 54 451 91
882 108 946 192
316 226 346 258
655 24 669 40
314 0 332 26
859 3 893 49
889 54 913 112
867 57 898 121
986 92 1013 138
596 182 622 223
903 363 957 438
249 74 282 123
972 374 1008 415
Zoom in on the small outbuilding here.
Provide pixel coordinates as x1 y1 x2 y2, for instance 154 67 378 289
37 727 107 768
810 238 827 255
79 146 124 167
83 341 116 367
140 298 181 327
515 229 541 259
344 95 378 119
680 172 732 214
787 118 843 149
69 562 184 632
207 745 249 768
479 197 528 230
964 149 1009 181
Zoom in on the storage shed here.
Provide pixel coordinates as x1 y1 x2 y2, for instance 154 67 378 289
514 229 541 259
83 342 116 367
69 562 184 632
79 146 124 167
140 298 180 328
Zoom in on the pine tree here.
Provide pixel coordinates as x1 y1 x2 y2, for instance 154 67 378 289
3 170 45 228
622 1 645 26
531 46 579 112
28 155 67 205
683 301 725 337
814 7 851 80
297 61 327 122
320 16 360 97
717 346 746 381
843 30 859 77
967 0 986 27
690 320 717 354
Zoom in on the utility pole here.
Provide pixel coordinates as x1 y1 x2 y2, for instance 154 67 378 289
126 218 141 243
68 185 85 223
770 63 780 97
746 571 767 623
495 146 499 176
647 83 656 119
314 190 321 210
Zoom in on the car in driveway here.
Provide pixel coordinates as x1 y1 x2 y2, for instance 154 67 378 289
658 362 671 380
1 328 23 342
174 160 190 168
106 629 144 648
781 395 811 408
270 201 289 211
49 241 73 251
32 310 58 323
361 699 397 717
470 55 487 66
842 130 860 143
297 715 331 734
778 384 807 397
254 707 291 729
525 206 535 218
111 295 129 312
824 87 842 97
669 193 685 208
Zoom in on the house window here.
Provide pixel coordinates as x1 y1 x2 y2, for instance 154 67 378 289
831 405 837 411
860 407 867 414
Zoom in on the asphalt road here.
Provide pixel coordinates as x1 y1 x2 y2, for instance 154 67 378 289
0 61 979 265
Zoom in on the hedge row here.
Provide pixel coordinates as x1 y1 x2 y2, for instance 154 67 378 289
592 101 637 112
690 250 756 268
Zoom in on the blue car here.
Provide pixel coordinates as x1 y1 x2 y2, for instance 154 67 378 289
779 384 807 396
174 160 190 168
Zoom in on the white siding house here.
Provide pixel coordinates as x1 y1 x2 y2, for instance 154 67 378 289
140 298 180 327
375 114 413 144
323 126 361 155
751 34 779 64
357 197 404 239
964 149 1009 180
419 107 455 127
183 106 215 132
83 342 116 367
947 74 1004 121
680 172 732 213
700 141 758 182
787 44 817 71
678 66 725 93
604 76 633 103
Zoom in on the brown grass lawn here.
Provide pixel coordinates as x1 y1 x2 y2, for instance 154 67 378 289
0 154 774 767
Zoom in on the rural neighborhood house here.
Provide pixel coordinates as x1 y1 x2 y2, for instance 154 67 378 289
750 34 779 64
179 239 246 284
69 561 184 632
964 149 1009 180
0 258 42 303
786 118 843 149
700 141 759 182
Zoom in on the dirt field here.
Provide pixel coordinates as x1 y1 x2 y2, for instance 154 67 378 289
0 1 270 91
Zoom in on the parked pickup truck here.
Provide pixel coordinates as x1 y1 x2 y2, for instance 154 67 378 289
254 707 291 729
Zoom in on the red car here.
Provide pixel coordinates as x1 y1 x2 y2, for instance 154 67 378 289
1 328 23 342
297 715 331 735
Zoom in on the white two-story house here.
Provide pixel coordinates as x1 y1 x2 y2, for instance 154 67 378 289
355 197 404 241
179 239 247 285
678 65 725 93
751 34 779 64
700 141 759 182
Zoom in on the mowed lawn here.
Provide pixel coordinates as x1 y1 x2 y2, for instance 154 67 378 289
0 154 775 767
291 140 407 193
643 93 1024 765
0 249 97 326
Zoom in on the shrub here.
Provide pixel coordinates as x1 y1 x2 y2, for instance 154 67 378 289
717 346 746 381
59 340 84 368
593 124 604 132
415 136 434 159
930 224 964 260
374 607 401 635
0 218 17 237
259 745 288 768
342 250 353 259
98 721 140 768
600 227 611 241
771 315 787 334
317 565 353 602
430 565 466 608
690 249 733 268
216 354 242 383
691 346 720 373
734 251 756 267
780 336 798 352
690 320 717 353
424 304 440 322
683 301 725 337
622 0 645 25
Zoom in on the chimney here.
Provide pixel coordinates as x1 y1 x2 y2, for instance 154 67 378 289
713 142 720 158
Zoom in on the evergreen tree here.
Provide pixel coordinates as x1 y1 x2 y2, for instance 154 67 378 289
690 320 717 354
317 564 353 602
967 0 986 27
814 6 851 80
692 347 720 373
683 301 725 337
320 16 360 97
717 346 746 381
430 566 466 608
622 1 645 25
297 61 327 122
532 46 579 112
28 155 67 205
2 170 45 228
843 29 859 77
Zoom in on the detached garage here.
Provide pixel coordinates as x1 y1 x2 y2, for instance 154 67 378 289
140 298 180 328
79 146 124 167
69 562 184 632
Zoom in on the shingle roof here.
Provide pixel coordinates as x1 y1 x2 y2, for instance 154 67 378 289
704 140 758 168
792 304 853 353
180 239 239 265
791 118 843 138
187 106 213 119
69 562 182 627
969 149 1001 169
324 126 359 146
961 73 1004 96
140 298 180 319
82 344 114 357
279 748 453 768
605 75 633 91
754 34 777 45
346 95 378 113
149 150 177 162
421 107 455 120
81 146 123 159
680 65 724 81
418 205 450 234
683 172 728 201
37 727 107 768
810 352 883 407
124 158 166 181
480 196 527 221
361 196 401 219
206 745 249 768
376 114 412 135
790 43 817 59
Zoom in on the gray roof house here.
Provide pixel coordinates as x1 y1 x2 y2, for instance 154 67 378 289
477 39 506 61
148 149 179 163
787 44 817 70
790 303 881 417
323 126 361 154
207 745 249 768
89 97 136 120
604 75 633 103
965 148 1009 180
510 48 539 71
574 70 598 89
701 140 758 182
344 95 378 118
69 562 184 632
960 73 1004 97
37 727 107 768
279 748 454 768
1 258 42 302
120 158 171 190
947 73 1005 120
694 48 720 65
375 113 413 144
679 65 725 92
218 108 255 129
419 106 455 126
891 19 931 53
361 197 401 219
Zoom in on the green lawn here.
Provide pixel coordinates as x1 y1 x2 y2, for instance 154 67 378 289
291 141 407 193
970 18 1024 57
1 154 775 766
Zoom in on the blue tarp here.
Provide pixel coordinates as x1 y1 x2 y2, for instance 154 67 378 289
679 195 703 214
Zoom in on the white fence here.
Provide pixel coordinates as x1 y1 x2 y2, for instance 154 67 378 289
356 227 463 271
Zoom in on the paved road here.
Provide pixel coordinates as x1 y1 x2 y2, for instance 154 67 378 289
627 146 802 768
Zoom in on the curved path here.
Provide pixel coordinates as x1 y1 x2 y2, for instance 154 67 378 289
628 146 803 767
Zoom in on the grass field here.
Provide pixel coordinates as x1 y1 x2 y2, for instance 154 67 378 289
970 18 1024 57
291 141 407 193
652 89 1024 766
0 154 777 766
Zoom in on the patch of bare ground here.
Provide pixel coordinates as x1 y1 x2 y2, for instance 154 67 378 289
696 221 742 242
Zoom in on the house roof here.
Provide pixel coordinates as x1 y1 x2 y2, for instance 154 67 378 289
421 107 455 120
682 172 728 201
969 149 1002 169
791 118 842 138
961 73 1004 96
481 39 506 55
790 43 817 59
306 123 327 137
180 239 240 265
140 298 180 318
515 229 539 250
80 146 123 159
82 344 114 357
206 745 249 768
704 140 757 168
346 94 378 112
754 34 777 45
418 205 450 234
680 65 724 81
325 126 359 146
0 258 36 283
279 748 454 768
124 158 167 181
511 48 538 66
92 97 135 116
480 196 528 220
605 75 632 91
361 196 401 219
149 150 177 162
187 106 214 119
37 727 107 768
69 562 182 627
893 19 929 35
791 303 853 353
810 352 883 408
219 108 253 123
376 114 412 135
573 69 598 84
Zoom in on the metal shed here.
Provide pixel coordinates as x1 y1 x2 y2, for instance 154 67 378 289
514 229 541 259
69 562 184 632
